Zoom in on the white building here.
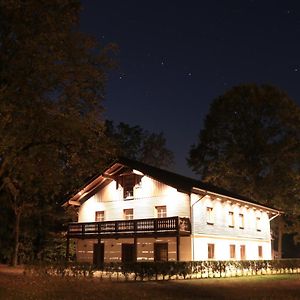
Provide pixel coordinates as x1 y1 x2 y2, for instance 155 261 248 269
64 158 280 264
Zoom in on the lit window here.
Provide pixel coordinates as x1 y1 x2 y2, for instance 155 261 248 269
155 206 167 218
124 209 134 220
240 245 246 260
256 217 261 231
239 213 244 229
230 244 236 259
208 243 215 259
228 211 234 228
123 175 135 199
206 207 214 225
95 211 104 222
258 246 263 259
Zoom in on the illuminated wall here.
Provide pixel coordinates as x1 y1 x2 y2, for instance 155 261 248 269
78 175 190 222
76 237 191 263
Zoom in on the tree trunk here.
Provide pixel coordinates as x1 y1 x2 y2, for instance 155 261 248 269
11 208 21 266
277 216 283 259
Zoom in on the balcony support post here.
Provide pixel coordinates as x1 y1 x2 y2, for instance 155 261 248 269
134 236 137 262
66 235 70 263
176 235 180 261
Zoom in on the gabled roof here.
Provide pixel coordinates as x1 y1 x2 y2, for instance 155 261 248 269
63 157 280 213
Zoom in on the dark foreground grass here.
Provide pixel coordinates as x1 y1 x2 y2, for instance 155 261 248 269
0 272 300 300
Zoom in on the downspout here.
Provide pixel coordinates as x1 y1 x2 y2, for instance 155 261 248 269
190 190 207 261
269 212 280 222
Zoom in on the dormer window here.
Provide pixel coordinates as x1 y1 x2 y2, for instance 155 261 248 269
117 172 142 200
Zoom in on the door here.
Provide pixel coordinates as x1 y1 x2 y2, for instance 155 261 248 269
154 243 168 262
93 243 104 267
122 244 135 263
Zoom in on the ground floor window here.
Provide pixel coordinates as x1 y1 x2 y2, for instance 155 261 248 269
229 244 236 259
240 245 246 260
208 243 215 259
258 245 263 259
154 243 168 262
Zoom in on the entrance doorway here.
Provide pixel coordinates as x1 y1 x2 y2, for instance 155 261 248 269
154 243 168 261
93 243 104 267
122 244 135 263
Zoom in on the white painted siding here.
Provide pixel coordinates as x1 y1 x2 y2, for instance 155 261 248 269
192 195 271 240
193 236 272 260
78 175 190 222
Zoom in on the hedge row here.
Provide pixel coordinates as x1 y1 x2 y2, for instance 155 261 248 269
24 259 300 281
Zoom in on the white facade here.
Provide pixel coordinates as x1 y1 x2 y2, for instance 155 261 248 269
68 163 278 263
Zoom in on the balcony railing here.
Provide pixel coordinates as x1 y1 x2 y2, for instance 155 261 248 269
68 216 191 238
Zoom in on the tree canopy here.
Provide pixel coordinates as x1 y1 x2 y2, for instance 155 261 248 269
188 84 300 254
0 0 116 264
105 120 174 168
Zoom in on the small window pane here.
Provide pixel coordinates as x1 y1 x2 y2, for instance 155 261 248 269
208 243 215 259
256 217 261 231
240 245 246 260
156 206 167 218
258 246 263 259
239 213 244 229
228 211 234 227
206 207 214 225
230 244 236 259
95 211 104 222
124 209 134 220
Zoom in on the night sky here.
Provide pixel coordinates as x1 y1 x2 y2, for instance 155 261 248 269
80 0 300 177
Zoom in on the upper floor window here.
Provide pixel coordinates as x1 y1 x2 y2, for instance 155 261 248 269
123 175 135 199
95 211 104 222
124 208 134 220
208 243 215 259
206 207 214 225
239 213 244 229
230 244 236 259
155 206 167 218
256 217 261 232
228 211 235 228
117 173 142 200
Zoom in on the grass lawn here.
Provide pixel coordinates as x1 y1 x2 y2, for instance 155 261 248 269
0 271 300 300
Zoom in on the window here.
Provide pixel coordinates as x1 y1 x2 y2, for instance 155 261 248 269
123 175 136 199
95 211 104 222
208 243 215 259
124 209 134 220
258 246 263 259
206 207 214 225
155 206 167 218
230 244 236 259
228 211 235 228
154 243 168 261
240 245 246 260
239 213 244 229
256 217 261 232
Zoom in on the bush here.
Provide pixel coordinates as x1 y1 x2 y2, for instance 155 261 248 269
23 259 300 281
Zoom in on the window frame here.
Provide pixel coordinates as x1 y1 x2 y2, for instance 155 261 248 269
240 245 246 260
208 243 215 259
123 208 134 220
155 205 167 218
229 244 236 259
206 207 214 225
239 213 245 229
258 245 263 259
256 216 261 232
95 211 105 222
228 211 235 228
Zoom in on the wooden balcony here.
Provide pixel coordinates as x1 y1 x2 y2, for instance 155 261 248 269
67 216 191 239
